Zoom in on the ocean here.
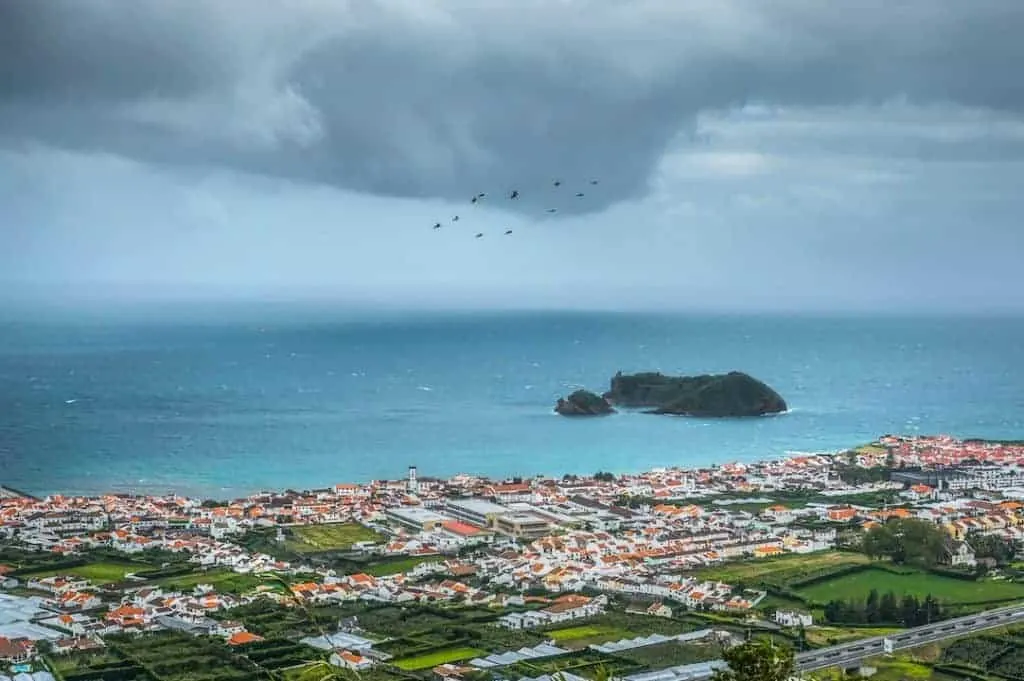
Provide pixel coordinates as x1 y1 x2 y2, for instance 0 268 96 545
1 312 1022 499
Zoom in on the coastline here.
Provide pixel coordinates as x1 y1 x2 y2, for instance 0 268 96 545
8 432 1024 502
3 430 1024 680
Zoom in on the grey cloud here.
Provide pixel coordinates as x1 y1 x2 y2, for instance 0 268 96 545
2 1 1024 212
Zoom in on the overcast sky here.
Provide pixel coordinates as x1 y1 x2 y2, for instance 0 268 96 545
2 0 1023 315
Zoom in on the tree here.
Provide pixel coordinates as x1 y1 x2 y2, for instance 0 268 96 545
865 588 880 624
823 590 941 626
861 517 947 567
969 532 1018 566
879 590 899 623
900 594 921 626
712 639 796 681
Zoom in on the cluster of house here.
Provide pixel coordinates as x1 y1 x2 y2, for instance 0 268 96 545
496 594 607 629
286 567 494 608
873 434 1024 468
4 434 1024 670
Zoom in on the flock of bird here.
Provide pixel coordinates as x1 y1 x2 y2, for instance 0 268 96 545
430 178 599 238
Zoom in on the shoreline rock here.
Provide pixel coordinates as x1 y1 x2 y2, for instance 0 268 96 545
554 390 616 416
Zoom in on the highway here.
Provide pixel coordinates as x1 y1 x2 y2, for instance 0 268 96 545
622 601 1024 681
797 601 1024 671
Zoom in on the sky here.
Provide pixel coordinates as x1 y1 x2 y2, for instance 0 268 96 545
2 0 1024 315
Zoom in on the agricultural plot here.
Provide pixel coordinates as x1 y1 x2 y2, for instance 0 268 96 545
236 638 324 671
21 561 140 584
48 649 123 674
155 568 267 595
356 605 455 636
286 523 383 554
822 658 937 681
942 636 1011 669
799 567 1024 605
377 627 474 659
364 555 443 577
213 600 347 640
988 648 1024 680
507 650 641 680
610 640 724 670
282 663 335 681
283 665 410 681
392 646 487 670
548 624 627 643
48 648 154 681
692 551 869 585
465 625 547 651
544 614 698 650
108 631 260 681
804 626 902 648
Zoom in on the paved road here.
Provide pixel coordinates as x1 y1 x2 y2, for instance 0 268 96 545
797 601 1024 671
624 601 1024 681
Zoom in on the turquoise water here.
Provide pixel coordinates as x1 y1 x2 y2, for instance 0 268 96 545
1 312 1022 498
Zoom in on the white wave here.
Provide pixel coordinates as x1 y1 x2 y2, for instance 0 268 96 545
785 448 847 457
417 386 434 392
64 399 78 404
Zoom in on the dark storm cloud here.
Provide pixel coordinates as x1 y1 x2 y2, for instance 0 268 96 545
1 0 1023 211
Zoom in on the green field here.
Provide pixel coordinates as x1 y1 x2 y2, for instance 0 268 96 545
544 614 699 650
811 658 936 681
800 567 1024 605
155 568 268 595
393 646 486 670
282 662 335 681
286 522 383 554
547 624 627 643
805 626 903 647
22 561 140 584
364 555 442 577
692 551 870 583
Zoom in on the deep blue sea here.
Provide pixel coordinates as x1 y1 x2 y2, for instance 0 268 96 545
1 312 1022 499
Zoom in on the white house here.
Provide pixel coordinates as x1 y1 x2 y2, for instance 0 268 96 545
942 539 977 569
774 610 813 627
330 650 374 671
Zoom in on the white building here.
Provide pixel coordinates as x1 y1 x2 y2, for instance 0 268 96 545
774 610 813 627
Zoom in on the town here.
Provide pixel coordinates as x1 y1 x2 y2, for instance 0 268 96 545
3 434 1024 681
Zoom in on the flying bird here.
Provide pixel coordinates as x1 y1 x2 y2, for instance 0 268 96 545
509 190 519 199
475 232 484 238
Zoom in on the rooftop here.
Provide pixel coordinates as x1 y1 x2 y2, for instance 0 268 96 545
446 498 509 516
